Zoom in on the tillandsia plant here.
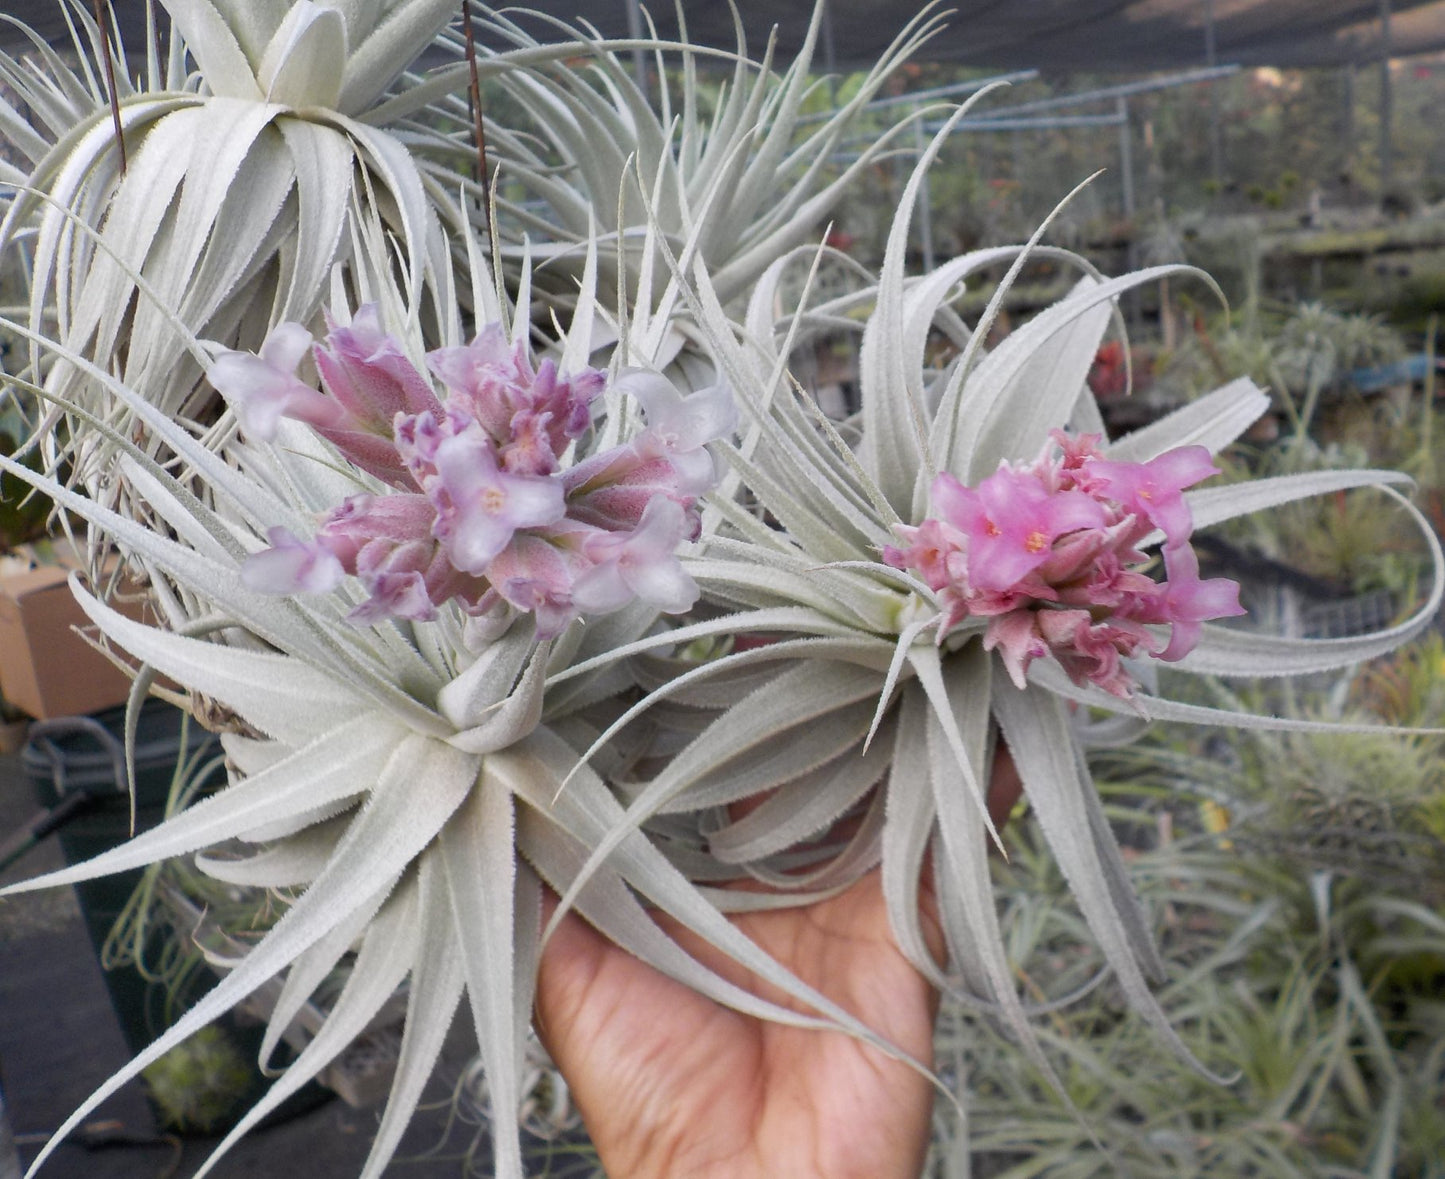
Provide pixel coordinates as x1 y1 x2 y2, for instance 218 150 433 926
543 125 1444 1086
0 8 1442 1179
410 3 944 313
0 235 934 1178
0 0 931 501
0 0 463 459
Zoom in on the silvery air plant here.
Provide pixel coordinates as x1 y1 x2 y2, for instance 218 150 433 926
0 7 1442 1179
549 132 1444 1094
0 261 825 1179
0 0 462 497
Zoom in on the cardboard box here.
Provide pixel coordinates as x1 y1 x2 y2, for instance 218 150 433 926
0 565 151 720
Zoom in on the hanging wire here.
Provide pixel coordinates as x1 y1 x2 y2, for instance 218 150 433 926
461 0 490 212
90 0 127 175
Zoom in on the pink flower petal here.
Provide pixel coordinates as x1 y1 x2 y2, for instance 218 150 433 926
573 498 699 616
258 321 313 374
1149 542 1247 660
1088 446 1218 546
241 527 344 594
983 610 1048 689
209 347 337 441
935 468 1105 592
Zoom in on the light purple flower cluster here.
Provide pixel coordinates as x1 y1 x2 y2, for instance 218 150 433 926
209 305 735 636
883 432 1245 697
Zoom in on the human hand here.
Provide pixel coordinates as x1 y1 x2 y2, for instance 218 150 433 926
535 866 939 1179
534 750 1022 1179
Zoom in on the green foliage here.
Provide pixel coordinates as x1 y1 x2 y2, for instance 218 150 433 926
933 791 1445 1179
1152 298 1437 598
932 637 1445 1177
1150 642 1445 901
141 1024 253 1133
0 423 51 549
1353 634 1445 848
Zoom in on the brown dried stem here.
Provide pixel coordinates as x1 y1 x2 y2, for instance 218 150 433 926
90 0 127 175
461 0 490 213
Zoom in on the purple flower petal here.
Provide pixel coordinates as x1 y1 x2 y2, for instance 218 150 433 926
616 371 736 487
572 498 698 615
209 338 337 441
427 327 603 466
349 568 436 623
241 527 344 594
258 321 313 374
486 528 594 637
431 429 565 573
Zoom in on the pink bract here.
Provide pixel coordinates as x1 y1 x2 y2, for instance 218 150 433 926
884 434 1246 696
315 305 442 431
428 324 603 475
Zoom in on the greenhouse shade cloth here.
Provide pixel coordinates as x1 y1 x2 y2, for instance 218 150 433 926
5 0 1445 69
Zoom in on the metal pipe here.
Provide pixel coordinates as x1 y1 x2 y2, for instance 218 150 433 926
1380 0 1394 198
861 69 1038 110
919 112 1128 134
967 64 1239 120
1205 0 1224 190
1117 96 1136 222
795 70 1038 125
832 111 1128 159
821 0 837 102
912 106 936 274
624 0 646 91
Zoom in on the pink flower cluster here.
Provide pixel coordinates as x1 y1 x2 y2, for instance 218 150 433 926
882 432 1245 697
209 306 735 636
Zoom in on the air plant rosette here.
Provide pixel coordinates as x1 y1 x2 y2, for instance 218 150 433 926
0 5 1442 1179
542 155 1443 1100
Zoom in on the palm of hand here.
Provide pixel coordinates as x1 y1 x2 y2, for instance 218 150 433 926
535 871 939 1179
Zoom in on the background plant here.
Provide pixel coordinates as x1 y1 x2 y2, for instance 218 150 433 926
928 699 1445 1179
